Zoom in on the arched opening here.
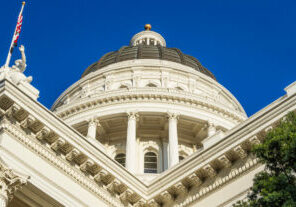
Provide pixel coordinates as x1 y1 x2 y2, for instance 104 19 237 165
144 152 157 173
115 153 126 167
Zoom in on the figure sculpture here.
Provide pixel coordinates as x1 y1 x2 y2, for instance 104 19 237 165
12 45 26 72
11 45 32 85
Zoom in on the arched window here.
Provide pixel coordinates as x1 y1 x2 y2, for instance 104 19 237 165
144 152 157 173
115 153 126 167
179 156 185 161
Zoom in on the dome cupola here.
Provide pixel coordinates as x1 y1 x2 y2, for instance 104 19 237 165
130 24 166 47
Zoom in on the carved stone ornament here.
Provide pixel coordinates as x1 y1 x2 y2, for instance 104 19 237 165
88 117 100 126
127 111 139 120
167 111 179 120
0 161 29 203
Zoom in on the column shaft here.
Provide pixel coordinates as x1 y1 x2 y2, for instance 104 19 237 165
208 122 216 137
168 113 179 167
162 139 169 171
87 119 98 139
126 112 138 173
0 195 7 207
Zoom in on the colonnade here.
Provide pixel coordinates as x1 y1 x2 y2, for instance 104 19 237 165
86 112 218 173
86 112 181 173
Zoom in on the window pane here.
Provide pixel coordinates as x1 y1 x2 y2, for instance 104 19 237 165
144 152 157 174
144 163 157 168
144 169 157 173
144 156 157 162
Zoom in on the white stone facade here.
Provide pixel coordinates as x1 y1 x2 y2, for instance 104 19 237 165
51 58 247 176
0 26 294 207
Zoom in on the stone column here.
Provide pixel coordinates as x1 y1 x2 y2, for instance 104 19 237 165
0 194 7 207
207 121 217 137
161 138 169 171
0 164 29 207
126 112 138 173
168 112 179 168
87 118 99 139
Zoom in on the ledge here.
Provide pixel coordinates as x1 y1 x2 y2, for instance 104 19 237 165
285 81 296 97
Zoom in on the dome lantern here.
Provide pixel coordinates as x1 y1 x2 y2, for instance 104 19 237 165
130 24 166 47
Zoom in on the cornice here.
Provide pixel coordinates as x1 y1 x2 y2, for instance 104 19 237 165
55 88 246 123
0 79 295 206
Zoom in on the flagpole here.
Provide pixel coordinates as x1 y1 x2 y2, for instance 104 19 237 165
4 1 26 68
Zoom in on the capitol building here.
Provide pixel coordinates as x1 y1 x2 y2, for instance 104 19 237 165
0 24 295 207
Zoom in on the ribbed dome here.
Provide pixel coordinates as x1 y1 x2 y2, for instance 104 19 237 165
81 45 216 80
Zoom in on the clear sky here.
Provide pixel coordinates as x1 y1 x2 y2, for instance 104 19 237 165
0 0 295 116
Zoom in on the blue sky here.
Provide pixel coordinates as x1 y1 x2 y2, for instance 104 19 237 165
0 0 295 116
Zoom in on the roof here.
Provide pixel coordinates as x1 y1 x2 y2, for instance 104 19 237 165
81 45 216 80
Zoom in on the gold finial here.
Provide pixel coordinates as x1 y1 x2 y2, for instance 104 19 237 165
22 1 26 5
144 24 152 31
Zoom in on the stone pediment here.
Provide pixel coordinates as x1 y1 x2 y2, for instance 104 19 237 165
0 79 295 206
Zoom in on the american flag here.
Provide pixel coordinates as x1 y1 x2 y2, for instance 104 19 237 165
4 2 26 68
10 9 24 53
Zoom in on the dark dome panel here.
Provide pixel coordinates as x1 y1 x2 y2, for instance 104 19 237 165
81 45 216 80
118 47 138 62
161 48 182 63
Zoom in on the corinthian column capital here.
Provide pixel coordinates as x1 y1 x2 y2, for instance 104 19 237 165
167 111 179 120
88 117 100 126
127 111 139 120
0 163 29 203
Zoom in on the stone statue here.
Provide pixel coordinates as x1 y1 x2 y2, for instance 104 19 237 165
12 45 26 72
11 45 32 85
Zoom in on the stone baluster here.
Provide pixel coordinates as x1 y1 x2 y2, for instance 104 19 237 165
167 112 179 168
126 112 138 173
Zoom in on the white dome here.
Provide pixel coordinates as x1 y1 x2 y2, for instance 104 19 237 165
51 26 247 181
